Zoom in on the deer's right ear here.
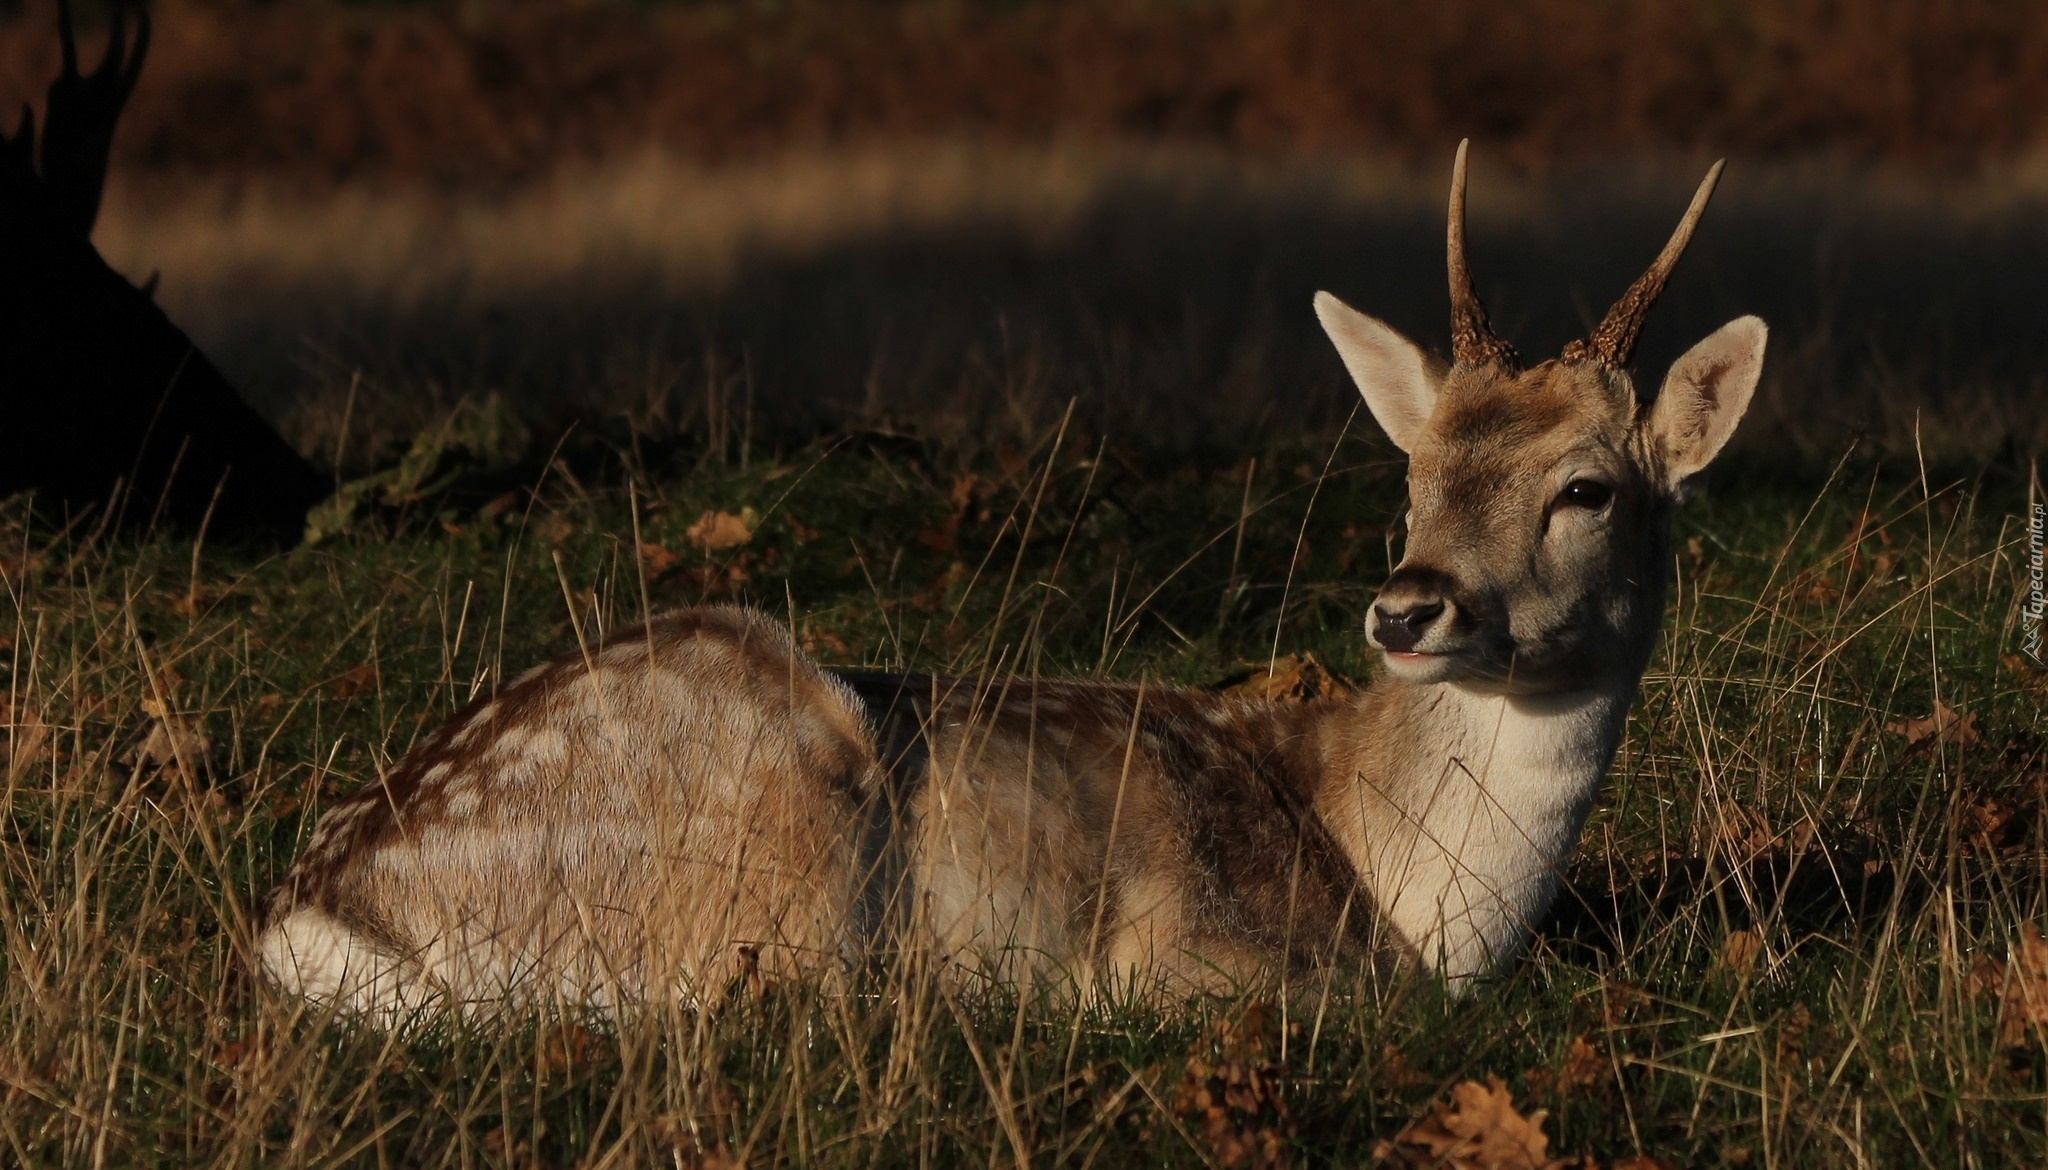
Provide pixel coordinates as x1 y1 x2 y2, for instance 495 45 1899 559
1314 292 1437 453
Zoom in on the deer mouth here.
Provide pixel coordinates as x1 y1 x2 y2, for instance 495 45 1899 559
1377 644 1473 684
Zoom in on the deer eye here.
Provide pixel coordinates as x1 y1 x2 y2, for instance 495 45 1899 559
1556 479 1613 511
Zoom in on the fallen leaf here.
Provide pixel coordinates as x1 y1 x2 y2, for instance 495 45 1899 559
1174 1002 1294 1169
639 542 683 578
172 581 222 618
993 443 1030 481
683 560 751 599
1219 654 1358 705
1886 701 1981 749
328 662 380 699
800 626 852 658
783 513 821 543
1973 923 2048 1048
1718 929 1765 977
535 1022 608 1081
1373 1076 1563 1169
687 509 757 552
1960 790 2027 853
1375 1043 1429 1090
536 511 576 546
1527 1035 1605 1099
650 1073 745 1169
480 1128 529 1164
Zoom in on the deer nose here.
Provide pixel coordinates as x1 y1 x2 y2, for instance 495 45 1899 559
1371 598 1446 652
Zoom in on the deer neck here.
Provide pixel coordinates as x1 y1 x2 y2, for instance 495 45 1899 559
1317 668 1639 982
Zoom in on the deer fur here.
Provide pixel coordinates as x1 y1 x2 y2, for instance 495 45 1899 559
257 144 1766 1020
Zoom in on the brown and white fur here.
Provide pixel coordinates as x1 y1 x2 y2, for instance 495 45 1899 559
257 143 1766 1020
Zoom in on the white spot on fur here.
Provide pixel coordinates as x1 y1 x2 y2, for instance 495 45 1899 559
451 702 499 747
508 662 552 690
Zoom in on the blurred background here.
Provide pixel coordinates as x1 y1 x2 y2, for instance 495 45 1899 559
5 0 2047 470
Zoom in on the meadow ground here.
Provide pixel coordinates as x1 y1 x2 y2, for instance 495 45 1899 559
0 415 2041 1167
4 145 2048 1166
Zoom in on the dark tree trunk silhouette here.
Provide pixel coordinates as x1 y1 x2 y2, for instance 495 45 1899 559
0 0 326 543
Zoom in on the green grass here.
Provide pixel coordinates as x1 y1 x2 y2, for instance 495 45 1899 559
0 421 2041 1167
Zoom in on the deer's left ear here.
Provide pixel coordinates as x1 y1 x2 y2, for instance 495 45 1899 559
1646 316 1766 490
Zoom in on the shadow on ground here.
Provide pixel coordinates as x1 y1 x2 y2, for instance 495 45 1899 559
121 153 2048 470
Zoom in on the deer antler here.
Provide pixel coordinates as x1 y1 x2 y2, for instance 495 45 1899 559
1446 139 1518 371
1562 160 1724 369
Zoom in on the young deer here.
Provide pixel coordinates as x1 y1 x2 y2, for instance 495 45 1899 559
258 144 1765 1019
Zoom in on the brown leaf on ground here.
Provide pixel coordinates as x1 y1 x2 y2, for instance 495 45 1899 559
1885 700 1981 748
1220 653 1358 705
993 444 1030 481
1973 923 2048 1048
1376 1043 1430 1090
639 542 683 578
172 581 222 618
1173 1003 1295 1169
480 1128 532 1166
1610 1158 1681 1170
948 471 985 515
535 1022 610 1081
783 513 821 543
1718 929 1765 977
1527 1035 1606 1099
1959 789 2027 853
800 625 852 659
683 559 751 598
328 662 380 699
650 1075 745 1169
536 511 576 546
687 508 756 552
1600 981 1650 1028
1372 1077 1566 1169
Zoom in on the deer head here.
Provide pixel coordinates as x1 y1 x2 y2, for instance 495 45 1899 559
1316 142 1766 695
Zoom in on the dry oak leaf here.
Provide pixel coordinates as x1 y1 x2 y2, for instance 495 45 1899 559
1223 653 1359 705
1885 700 1980 749
687 508 757 552
1527 1035 1606 1099
1174 1002 1295 1169
1373 1077 1570 1170
1973 922 2048 1048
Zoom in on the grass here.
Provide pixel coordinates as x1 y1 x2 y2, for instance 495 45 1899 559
0 410 2041 1166
90 144 2048 474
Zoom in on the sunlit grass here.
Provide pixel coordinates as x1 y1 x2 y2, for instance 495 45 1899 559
0 419 2038 1166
